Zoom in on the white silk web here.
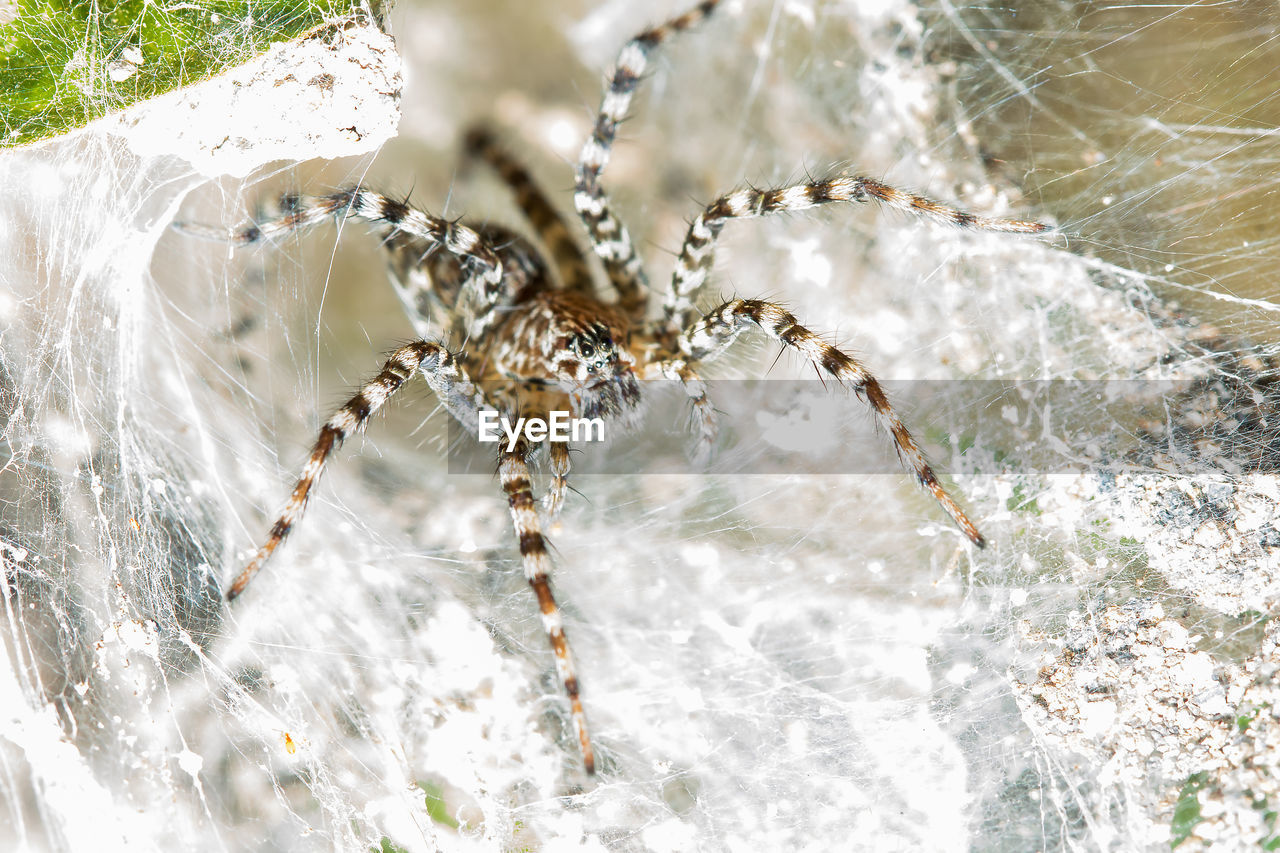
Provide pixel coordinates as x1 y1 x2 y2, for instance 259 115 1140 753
3 1 1278 851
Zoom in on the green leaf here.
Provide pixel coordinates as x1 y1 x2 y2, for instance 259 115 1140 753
0 0 373 146
420 779 460 829
1170 772 1209 848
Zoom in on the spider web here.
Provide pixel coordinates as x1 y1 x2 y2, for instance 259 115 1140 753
3 1 1279 851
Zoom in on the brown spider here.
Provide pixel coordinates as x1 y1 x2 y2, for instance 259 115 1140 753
200 0 1048 775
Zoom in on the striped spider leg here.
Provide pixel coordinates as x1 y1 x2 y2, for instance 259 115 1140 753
641 179 1050 547
464 125 596 299
663 179 1049 330
226 341 490 599
571 0 1046 544
671 298 991 544
210 182 519 602
575 0 723 320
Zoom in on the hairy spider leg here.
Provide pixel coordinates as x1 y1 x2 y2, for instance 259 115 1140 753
227 342 489 599
575 0 722 319
665 177 1050 327
237 189 511 338
499 438 595 774
677 299 988 548
463 126 596 297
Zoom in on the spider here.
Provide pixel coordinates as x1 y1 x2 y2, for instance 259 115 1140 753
201 0 1048 775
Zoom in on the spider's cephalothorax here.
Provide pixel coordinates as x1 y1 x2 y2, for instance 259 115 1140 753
492 289 641 424
200 0 1049 776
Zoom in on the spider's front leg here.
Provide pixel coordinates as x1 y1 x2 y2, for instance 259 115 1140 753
227 341 487 599
663 178 1049 330
177 188 511 338
679 299 987 547
575 0 722 319
498 437 595 774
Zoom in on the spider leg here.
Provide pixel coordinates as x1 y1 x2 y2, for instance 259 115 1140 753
542 440 572 519
227 341 489 600
664 177 1049 328
220 188 510 337
643 356 717 462
680 299 986 547
498 438 595 774
463 126 596 297
575 0 722 319
380 227 474 341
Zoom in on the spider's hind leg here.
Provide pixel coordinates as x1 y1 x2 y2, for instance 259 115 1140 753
463 126 596 298
679 299 987 547
189 188 513 338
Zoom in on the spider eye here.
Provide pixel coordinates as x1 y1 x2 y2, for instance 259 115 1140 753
578 340 595 358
